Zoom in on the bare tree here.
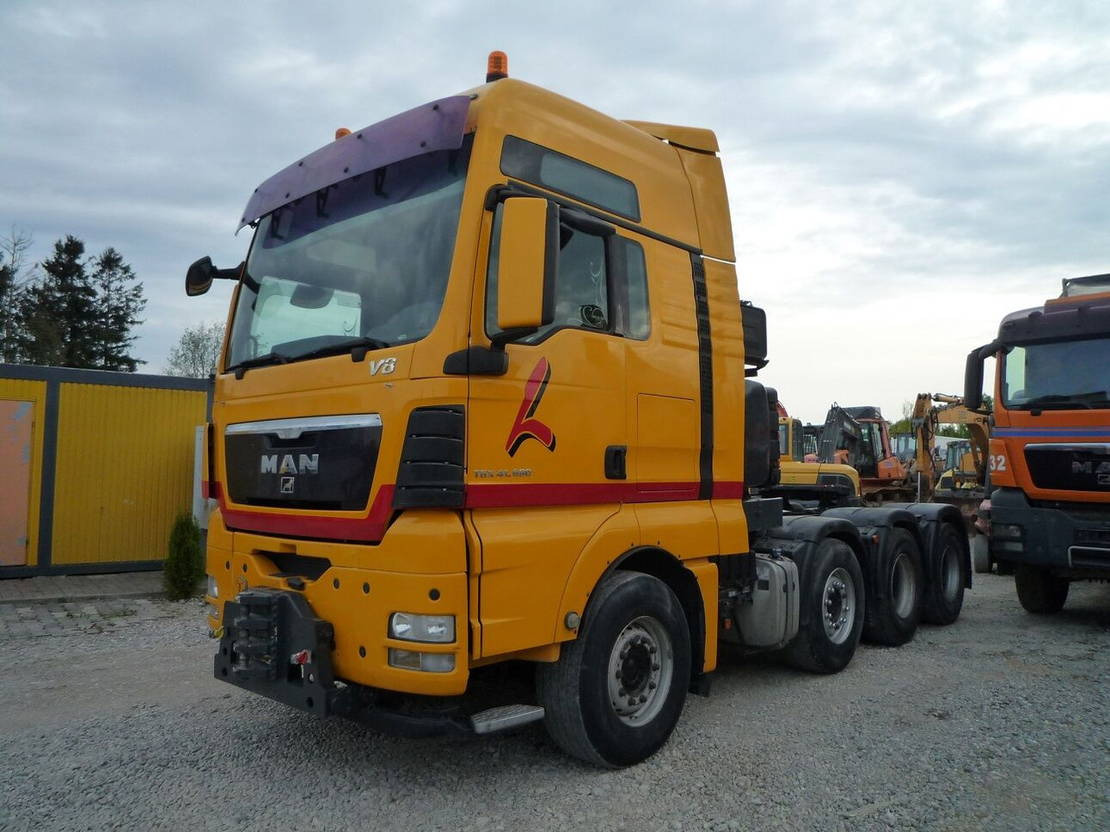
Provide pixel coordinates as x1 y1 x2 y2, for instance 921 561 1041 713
0 227 34 363
164 321 225 377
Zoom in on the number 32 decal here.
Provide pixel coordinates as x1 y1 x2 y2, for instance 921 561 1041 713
989 454 1007 472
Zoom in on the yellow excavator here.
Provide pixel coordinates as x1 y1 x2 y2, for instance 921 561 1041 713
764 403 861 510
908 393 990 517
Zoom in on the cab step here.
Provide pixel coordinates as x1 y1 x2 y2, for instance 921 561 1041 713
470 704 545 735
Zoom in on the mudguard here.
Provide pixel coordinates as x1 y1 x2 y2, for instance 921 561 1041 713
882 502 973 590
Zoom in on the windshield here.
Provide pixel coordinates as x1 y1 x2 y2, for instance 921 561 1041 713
226 138 472 369
1001 337 1110 409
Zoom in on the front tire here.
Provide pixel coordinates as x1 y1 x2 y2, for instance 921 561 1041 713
537 571 691 767
863 528 923 646
922 523 967 625
1015 565 1069 614
785 538 865 673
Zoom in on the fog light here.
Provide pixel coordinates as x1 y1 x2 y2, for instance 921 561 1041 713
206 574 219 597
205 602 219 620
388 648 455 673
420 653 455 673
389 612 455 643
994 523 1023 540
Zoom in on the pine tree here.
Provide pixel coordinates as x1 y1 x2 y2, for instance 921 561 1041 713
90 247 146 371
17 235 98 367
14 236 147 371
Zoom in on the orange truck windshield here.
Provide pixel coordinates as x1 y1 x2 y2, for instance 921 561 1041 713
1000 337 1110 410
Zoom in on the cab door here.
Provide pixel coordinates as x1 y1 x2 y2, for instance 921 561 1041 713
466 199 629 657
621 237 718 556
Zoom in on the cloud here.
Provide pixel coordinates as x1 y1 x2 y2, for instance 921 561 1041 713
1 0 1106 419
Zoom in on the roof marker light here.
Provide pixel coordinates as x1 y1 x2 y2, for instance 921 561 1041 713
335 127 352 140
486 51 508 83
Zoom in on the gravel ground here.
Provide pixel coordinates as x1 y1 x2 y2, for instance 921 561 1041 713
1 572 1107 832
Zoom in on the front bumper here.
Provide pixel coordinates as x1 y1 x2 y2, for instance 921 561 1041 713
990 487 1110 572
205 509 470 696
215 589 543 737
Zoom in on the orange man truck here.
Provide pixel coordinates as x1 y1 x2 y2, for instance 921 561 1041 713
191 54 970 766
965 275 1110 613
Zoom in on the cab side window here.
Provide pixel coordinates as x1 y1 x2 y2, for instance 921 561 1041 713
485 204 650 344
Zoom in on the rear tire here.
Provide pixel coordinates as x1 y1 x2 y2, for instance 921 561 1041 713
1015 565 1069 614
537 571 691 768
863 528 923 646
922 523 966 625
785 538 865 673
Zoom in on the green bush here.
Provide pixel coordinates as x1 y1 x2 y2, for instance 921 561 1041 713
164 513 203 601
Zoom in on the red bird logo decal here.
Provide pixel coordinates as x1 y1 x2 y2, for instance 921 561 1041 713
506 357 556 457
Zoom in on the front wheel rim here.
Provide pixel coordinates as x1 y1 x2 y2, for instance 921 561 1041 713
607 615 674 726
822 567 857 644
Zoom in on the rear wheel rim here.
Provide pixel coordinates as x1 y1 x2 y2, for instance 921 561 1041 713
891 552 916 619
822 567 856 644
607 615 674 726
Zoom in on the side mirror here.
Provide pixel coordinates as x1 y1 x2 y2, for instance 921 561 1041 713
186 257 216 297
741 302 768 376
964 340 999 410
496 197 558 336
186 257 244 297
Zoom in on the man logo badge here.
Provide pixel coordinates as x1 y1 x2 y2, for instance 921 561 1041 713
261 454 319 475
280 476 295 494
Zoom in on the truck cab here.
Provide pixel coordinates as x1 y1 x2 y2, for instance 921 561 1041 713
966 274 1110 612
192 57 970 767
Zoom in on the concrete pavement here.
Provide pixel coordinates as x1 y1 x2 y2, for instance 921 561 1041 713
0 571 165 605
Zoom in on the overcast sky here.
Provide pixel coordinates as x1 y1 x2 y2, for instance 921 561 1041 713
2 0 1107 423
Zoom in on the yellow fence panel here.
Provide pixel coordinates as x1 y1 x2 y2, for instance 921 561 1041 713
51 383 207 566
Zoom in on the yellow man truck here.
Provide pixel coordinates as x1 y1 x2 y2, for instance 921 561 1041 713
191 55 970 767
965 275 1110 612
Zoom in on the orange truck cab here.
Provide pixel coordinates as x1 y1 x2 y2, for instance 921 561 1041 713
189 55 971 767
965 274 1110 613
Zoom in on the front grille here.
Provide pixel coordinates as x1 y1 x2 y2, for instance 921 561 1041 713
225 414 382 511
1025 444 1110 494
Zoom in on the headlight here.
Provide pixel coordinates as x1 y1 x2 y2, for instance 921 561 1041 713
388 648 455 673
206 574 219 597
389 612 455 643
994 523 1023 540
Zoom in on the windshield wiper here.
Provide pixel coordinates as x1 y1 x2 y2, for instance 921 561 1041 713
293 336 392 363
1021 392 1109 411
225 351 292 379
226 337 392 379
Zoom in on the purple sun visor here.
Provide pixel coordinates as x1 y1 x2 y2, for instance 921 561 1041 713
237 95 471 230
